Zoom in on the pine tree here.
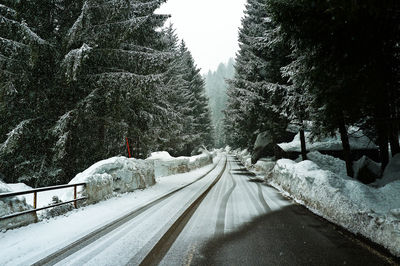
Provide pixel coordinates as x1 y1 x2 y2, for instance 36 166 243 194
267 0 400 176
52 0 171 182
204 58 234 148
157 24 189 155
178 41 213 154
0 1 56 185
224 0 289 150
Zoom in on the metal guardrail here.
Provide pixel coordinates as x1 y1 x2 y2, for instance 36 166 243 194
0 183 87 221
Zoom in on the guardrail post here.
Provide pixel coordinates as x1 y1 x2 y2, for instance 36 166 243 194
33 191 37 209
74 185 77 208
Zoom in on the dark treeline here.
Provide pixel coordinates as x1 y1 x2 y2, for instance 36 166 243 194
225 0 400 177
0 0 212 187
204 58 235 148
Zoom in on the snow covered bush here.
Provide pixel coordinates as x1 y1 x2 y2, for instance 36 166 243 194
43 196 73 219
0 181 37 230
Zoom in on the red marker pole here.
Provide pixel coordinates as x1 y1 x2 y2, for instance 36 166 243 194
126 137 132 158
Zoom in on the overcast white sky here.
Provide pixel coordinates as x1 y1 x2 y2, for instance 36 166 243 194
156 0 246 74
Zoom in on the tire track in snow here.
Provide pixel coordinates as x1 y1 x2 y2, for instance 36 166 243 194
215 160 236 235
256 182 271 212
32 157 223 266
234 166 264 215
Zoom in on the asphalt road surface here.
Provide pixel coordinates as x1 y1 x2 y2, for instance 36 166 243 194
35 155 398 265
160 156 397 266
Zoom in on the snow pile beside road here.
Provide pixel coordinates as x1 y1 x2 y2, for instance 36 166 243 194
235 149 252 169
146 151 213 178
252 158 275 173
1 151 214 229
306 151 348 177
68 151 214 203
147 154 189 178
67 157 155 204
0 181 37 230
146 151 174 160
271 158 400 257
188 153 213 170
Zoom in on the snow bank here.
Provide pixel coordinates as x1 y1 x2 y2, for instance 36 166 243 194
233 148 400 256
146 151 213 178
235 149 251 167
306 151 348 177
66 157 155 204
271 159 400 257
67 151 213 203
234 149 275 174
1 151 214 230
0 181 37 230
278 128 377 152
252 158 276 173
146 151 174 160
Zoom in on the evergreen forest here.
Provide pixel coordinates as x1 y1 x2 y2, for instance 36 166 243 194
204 58 234 148
0 0 212 186
224 0 400 178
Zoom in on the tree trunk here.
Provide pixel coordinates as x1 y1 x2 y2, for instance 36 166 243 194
376 122 389 173
389 121 400 157
338 115 353 177
299 128 307 160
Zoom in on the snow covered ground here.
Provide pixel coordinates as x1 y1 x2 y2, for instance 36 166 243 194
0 151 214 230
235 150 400 257
0 154 221 265
278 128 377 152
0 183 37 230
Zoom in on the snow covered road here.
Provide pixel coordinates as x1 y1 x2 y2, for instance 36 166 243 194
1 154 397 265
0 155 223 265
159 156 394 265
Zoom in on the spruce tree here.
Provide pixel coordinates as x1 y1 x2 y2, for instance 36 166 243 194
204 59 234 148
224 0 289 150
267 0 400 175
178 41 213 154
52 0 170 182
0 1 56 185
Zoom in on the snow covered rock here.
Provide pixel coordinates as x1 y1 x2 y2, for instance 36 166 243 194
376 154 400 187
0 181 37 230
66 157 155 204
353 156 381 184
252 131 273 163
